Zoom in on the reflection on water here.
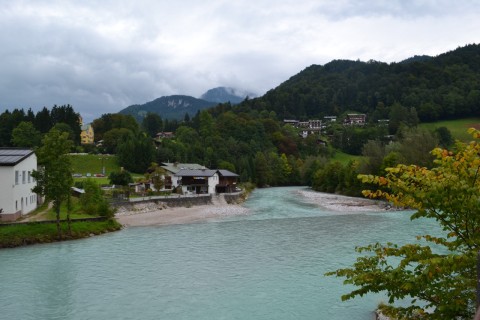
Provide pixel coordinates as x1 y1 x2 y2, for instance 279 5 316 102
0 187 441 320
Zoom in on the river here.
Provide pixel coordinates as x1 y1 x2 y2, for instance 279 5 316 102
0 187 440 319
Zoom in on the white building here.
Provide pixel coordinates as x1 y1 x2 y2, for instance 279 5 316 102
0 148 38 221
174 169 219 195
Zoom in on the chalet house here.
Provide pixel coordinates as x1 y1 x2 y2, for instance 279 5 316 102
323 116 337 123
156 132 175 139
174 169 239 195
343 114 366 126
0 148 38 222
283 119 299 126
175 169 219 194
216 170 240 193
161 162 208 190
284 119 322 138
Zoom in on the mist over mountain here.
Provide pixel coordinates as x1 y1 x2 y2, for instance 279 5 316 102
200 87 256 104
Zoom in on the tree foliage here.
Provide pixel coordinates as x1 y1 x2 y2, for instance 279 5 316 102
116 132 155 173
0 105 80 147
144 162 166 191
108 170 133 186
32 128 74 239
327 129 480 319
80 179 113 217
11 121 42 148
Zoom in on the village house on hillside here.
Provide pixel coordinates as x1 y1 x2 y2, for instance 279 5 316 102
79 116 94 144
129 162 239 196
343 113 366 126
174 168 239 195
0 148 38 222
284 119 322 138
161 162 208 189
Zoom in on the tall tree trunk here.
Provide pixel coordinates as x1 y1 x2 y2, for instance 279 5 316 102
55 203 62 240
66 195 72 237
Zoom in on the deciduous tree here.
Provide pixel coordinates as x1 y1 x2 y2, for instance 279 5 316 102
32 128 74 239
11 121 41 148
327 129 480 319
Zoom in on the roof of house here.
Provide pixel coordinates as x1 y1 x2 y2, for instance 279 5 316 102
175 169 218 177
161 162 208 174
0 148 35 166
217 169 239 177
174 169 239 178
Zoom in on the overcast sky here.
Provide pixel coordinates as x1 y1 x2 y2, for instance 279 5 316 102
1 0 479 122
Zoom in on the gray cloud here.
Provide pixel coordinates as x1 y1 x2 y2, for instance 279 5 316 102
0 0 479 122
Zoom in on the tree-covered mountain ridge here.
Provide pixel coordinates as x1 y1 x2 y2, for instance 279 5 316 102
243 43 480 122
119 95 215 122
119 87 255 121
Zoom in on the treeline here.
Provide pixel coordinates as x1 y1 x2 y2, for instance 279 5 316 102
0 105 81 147
122 104 451 195
242 44 480 123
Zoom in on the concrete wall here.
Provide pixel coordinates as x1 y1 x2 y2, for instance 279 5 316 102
114 194 212 209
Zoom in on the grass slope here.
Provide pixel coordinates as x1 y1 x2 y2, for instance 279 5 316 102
420 118 480 141
0 219 121 248
69 154 120 176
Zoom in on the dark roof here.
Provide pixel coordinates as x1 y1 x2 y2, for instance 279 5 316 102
0 148 35 166
175 169 218 177
217 169 239 177
161 162 208 174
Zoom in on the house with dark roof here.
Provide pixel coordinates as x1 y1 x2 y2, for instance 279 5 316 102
0 148 38 221
174 169 239 195
343 114 366 126
216 170 240 193
161 162 208 190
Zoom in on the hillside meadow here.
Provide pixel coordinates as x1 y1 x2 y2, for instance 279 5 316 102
419 118 480 141
69 154 120 176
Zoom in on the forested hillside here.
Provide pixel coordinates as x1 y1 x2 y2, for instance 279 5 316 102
242 44 480 122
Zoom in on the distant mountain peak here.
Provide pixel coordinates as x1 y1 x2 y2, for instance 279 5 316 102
200 86 256 104
118 95 215 121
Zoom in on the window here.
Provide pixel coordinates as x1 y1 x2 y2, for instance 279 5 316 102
22 171 26 184
15 171 19 185
28 171 31 183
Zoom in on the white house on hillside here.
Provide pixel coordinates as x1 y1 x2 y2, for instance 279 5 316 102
174 169 239 195
161 162 208 189
0 148 38 221
174 169 219 194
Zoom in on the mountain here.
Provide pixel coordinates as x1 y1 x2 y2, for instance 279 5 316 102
242 44 480 122
200 87 256 104
118 95 216 122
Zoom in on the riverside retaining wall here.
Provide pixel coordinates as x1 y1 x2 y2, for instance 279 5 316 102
111 192 244 210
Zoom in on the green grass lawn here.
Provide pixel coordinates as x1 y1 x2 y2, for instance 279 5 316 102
74 177 111 185
332 150 363 164
419 118 480 141
0 219 121 248
69 154 120 176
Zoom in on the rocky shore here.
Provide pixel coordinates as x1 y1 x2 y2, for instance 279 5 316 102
115 201 250 227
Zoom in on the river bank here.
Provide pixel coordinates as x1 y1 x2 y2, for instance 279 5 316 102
115 202 249 227
115 187 391 227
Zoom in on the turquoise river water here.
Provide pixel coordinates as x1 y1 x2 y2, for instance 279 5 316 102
0 187 441 320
